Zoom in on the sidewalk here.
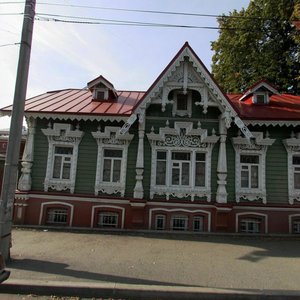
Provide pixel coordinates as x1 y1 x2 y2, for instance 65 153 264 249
0 227 300 299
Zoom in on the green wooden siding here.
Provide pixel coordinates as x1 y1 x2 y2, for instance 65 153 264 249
30 115 294 205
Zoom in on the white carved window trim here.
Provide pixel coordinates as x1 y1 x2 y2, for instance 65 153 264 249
92 126 133 197
93 88 108 100
147 121 219 201
252 92 269 104
283 136 300 204
232 132 275 204
42 123 84 194
172 91 192 117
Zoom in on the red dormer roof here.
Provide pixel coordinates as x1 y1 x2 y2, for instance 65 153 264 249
239 79 279 102
228 93 300 120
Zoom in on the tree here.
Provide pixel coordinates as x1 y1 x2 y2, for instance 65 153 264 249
211 0 300 94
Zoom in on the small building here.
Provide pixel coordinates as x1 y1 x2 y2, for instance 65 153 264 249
1 42 300 234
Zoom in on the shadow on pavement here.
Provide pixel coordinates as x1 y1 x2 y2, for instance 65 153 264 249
7 258 196 287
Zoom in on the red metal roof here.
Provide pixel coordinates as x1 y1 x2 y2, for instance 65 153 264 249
228 93 300 120
0 89 145 117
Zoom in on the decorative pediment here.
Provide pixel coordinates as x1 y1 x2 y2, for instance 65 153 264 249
121 42 252 139
283 132 300 153
147 121 219 148
232 131 275 151
92 126 133 145
42 123 84 144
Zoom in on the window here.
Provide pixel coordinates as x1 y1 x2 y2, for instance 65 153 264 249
147 121 218 201
46 208 68 225
240 218 260 233
92 127 133 196
293 156 300 189
42 123 84 194
102 149 122 183
240 155 259 188
52 146 73 180
193 216 204 232
292 220 300 233
172 91 192 117
155 215 166 230
176 93 188 111
98 212 118 228
93 88 108 100
155 150 206 189
171 152 190 186
232 132 274 204
156 151 167 185
171 216 188 231
253 93 268 104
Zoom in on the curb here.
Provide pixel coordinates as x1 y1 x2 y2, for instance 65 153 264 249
1 280 300 300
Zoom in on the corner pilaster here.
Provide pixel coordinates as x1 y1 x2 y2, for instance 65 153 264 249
18 117 36 191
133 119 145 199
216 116 228 203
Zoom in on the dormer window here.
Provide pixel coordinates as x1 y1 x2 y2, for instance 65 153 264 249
94 88 108 101
253 93 268 105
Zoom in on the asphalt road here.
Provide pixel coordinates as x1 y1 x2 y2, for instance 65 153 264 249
5 228 300 292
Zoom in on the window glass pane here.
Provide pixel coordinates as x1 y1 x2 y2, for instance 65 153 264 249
181 162 190 185
251 165 259 188
193 216 203 231
99 212 118 228
55 147 73 155
112 160 121 182
196 153 205 161
292 221 300 233
172 168 180 185
176 94 188 110
294 173 300 189
256 94 265 104
62 162 71 179
172 152 190 161
156 161 166 185
157 151 166 160
240 155 259 164
241 170 249 188
240 218 260 233
172 216 187 231
103 159 111 181
195 162 205 186
104 149 122 157
53 156 62 178
47 208 68 224
155 215 165 230
293 156 300 165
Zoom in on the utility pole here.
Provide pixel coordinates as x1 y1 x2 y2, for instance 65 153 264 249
0 0 36 261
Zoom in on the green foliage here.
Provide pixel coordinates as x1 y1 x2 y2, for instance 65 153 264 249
211 0 300 94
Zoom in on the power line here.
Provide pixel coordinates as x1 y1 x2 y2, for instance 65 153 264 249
0 1 274 21
0 42 20 47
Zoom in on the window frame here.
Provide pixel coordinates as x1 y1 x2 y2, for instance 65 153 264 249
252 92 269 104
155 215 166 230
152 148 208 198
46 208 68 225
92 127 134 197
240 218 261 233
42 123 83 194
171 215 188 231
172 91 192 117
98 212 119 228
232 132 274 204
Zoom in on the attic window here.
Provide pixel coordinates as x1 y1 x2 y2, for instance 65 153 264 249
94 88 108 101
253 93 268 104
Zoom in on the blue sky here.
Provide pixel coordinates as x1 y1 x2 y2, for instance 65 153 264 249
0 0 249 129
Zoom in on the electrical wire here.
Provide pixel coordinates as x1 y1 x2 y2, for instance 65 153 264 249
0 42 20 47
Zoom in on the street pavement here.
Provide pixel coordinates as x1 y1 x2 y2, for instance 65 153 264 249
1 228 300 299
